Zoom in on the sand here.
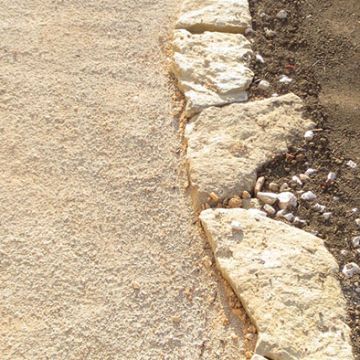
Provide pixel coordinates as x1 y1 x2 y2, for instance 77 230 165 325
0 1 245 358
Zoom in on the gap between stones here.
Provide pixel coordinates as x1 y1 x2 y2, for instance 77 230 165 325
170 1 354 359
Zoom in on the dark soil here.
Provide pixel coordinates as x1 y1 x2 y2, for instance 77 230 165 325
248 0 360 357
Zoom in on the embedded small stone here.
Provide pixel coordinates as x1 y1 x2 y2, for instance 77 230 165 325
257 192 278 205
327 172 337 182
305 168 317 176
228 196 242 208
276 10 288 20
209 192 220 203
263 204 276 216
341 249 349 256
242 191 251 199
346 160 357 169
254 176 265 195
132 281 141 290
242 198 262 210
256 54 265 63
201 255 213 269
231 220 243 232
304 130 315 141
275 209 287 219
356 219 360 228
245 27 256 36
283 213 295 222
172 315 182 324
264 27 276 38
352 236 360 248
301 191 317 201
322 212 332 221
279 74 292 84
291 175 303 186
342 262 360 278
277 192 297 210
299 173 310 182
280 183 290 192
245 333 255 341
294 217 306 226
313 203 326 213
258 80 271 92
268 182 279 192
295 153 305 162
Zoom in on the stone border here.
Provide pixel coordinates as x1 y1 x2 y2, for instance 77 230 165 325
171 1 354 359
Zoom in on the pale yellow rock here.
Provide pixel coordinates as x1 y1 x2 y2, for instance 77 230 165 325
172 29 254 116
200 208 354 360
185 94 314 209
176 0 251 34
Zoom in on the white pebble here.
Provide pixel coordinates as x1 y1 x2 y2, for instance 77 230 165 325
327 172 336 181
352 236 360 248
305 168 317 176
322 212 332 220
256 54 265 63
280 183 290 192
313 203 326 213
283 213 295 222
340 249 349 256
346 160 357 169
271 93 279 97
276 10 288 19
277 192 297 210
292 175 303 186
294 217 306 226
299 173 310 182
275 209 287 219
352 208 359 213
254 176 265 195
231 220 242 232
342 262 360 278
258 80 271 91
279 74 292 84
245 27 255 36
264 28 276 38
304 130 314 141
301 191 317 201
257 191 278 205
263 204 276 216
355 219 360 228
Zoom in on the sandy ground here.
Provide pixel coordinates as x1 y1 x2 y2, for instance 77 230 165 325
0 1 246 359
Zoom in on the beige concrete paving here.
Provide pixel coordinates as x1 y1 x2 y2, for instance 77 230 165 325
0 1 245 359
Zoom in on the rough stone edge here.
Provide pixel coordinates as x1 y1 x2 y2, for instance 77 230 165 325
171 1 355 359
199 208 354 359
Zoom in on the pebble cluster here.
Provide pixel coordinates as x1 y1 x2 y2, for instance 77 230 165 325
204 129 360 281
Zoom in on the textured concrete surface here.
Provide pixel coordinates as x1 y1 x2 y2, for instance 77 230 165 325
200 208 353 360
0 1 246 359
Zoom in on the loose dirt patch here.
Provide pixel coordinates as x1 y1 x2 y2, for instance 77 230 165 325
248 0 360 357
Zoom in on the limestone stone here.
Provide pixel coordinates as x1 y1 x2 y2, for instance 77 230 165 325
172 29 254 116
185 94 314 209
200 208 353 360
175 0 251 34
